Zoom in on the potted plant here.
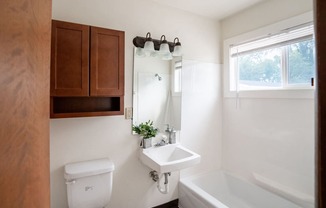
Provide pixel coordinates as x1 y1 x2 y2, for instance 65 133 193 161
132 120 158 148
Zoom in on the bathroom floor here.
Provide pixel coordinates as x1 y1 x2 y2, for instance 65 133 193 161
153 205 178 208
152 199 178 208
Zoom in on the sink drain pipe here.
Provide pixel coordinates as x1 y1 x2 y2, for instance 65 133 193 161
149 171 171 194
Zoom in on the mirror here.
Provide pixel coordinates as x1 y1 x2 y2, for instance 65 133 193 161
132 48 182 132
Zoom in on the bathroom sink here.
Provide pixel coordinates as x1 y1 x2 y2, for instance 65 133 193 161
139 143 201 173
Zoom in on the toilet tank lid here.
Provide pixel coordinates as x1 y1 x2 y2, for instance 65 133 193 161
64 158 115 180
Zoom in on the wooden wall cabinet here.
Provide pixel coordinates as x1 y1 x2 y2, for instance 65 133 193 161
50 20 124 118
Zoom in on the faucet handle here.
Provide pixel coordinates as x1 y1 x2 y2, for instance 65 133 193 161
165 124 171 131
161 135 168 143
154 136 168 147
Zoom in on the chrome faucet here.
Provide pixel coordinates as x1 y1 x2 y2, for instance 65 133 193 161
155 136 168 147
155 139 168 147
165 124 176 144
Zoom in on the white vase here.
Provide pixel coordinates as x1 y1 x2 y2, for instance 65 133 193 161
142 138 152 149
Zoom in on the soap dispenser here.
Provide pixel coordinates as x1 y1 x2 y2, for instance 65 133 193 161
165 125 176 144
169 127 176 144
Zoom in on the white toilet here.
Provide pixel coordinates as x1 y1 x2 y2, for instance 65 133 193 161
64 158 115 208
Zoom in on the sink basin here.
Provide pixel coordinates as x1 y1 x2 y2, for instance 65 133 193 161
139 143 201 173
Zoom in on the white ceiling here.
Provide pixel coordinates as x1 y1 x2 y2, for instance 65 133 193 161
148 0 266 20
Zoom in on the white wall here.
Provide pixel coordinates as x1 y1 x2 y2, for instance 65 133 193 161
221 0 315 205
51 0 222 207
221 0 313 39
180 61 223 177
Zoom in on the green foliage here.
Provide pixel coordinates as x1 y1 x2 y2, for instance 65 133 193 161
132 120 158 139
238 48 282 84
288 40 315 84
237 39 315 86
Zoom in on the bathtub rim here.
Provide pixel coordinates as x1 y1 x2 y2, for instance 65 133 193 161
179 170 231 208
179 169 310 208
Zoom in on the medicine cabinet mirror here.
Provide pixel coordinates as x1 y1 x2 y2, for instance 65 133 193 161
132 48 182 132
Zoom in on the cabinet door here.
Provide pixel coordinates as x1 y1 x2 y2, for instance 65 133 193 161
51 20 89 96
90 27 124 96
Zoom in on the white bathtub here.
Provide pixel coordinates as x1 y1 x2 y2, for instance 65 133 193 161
179 171 303 208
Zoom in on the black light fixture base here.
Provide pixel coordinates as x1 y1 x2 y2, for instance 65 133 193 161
133 36 176 52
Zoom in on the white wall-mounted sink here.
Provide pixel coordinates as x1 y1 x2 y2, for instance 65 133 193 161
139 143 201 173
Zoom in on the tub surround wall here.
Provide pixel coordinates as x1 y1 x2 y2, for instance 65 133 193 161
180 61 223 177
51 0 222 207
221 0 314 201
222 99 315 202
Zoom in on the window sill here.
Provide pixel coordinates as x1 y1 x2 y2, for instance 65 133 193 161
224 88 315 99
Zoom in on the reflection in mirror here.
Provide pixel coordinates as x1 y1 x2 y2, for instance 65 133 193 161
133 48 182 133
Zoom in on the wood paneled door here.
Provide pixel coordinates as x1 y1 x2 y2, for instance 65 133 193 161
0 0 51 207
315 0 326 207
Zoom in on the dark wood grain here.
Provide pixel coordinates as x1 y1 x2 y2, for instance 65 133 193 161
51 20 90 96
0 0 51 207
90 27 125 96
51 96 123 118
315 0 326 207
50 21 125 118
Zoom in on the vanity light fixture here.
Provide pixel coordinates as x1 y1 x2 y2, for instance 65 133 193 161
160 35 173 60
159 35 170 54
135 47 146 57
172 37 182 57
132 32 183 58
143 32 155 52
162 53 173 60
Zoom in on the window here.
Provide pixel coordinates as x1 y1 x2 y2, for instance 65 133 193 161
229 23 315 92
172 59 182 95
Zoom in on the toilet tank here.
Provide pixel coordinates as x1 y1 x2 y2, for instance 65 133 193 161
64 158 115 208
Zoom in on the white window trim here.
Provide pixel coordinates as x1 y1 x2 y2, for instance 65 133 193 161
171 57 182 97
223 11 314 99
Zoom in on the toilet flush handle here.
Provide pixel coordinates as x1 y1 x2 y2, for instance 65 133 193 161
65 180 76 185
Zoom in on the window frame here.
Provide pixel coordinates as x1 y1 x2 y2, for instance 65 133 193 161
171 57 182 97
223 12 314 99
